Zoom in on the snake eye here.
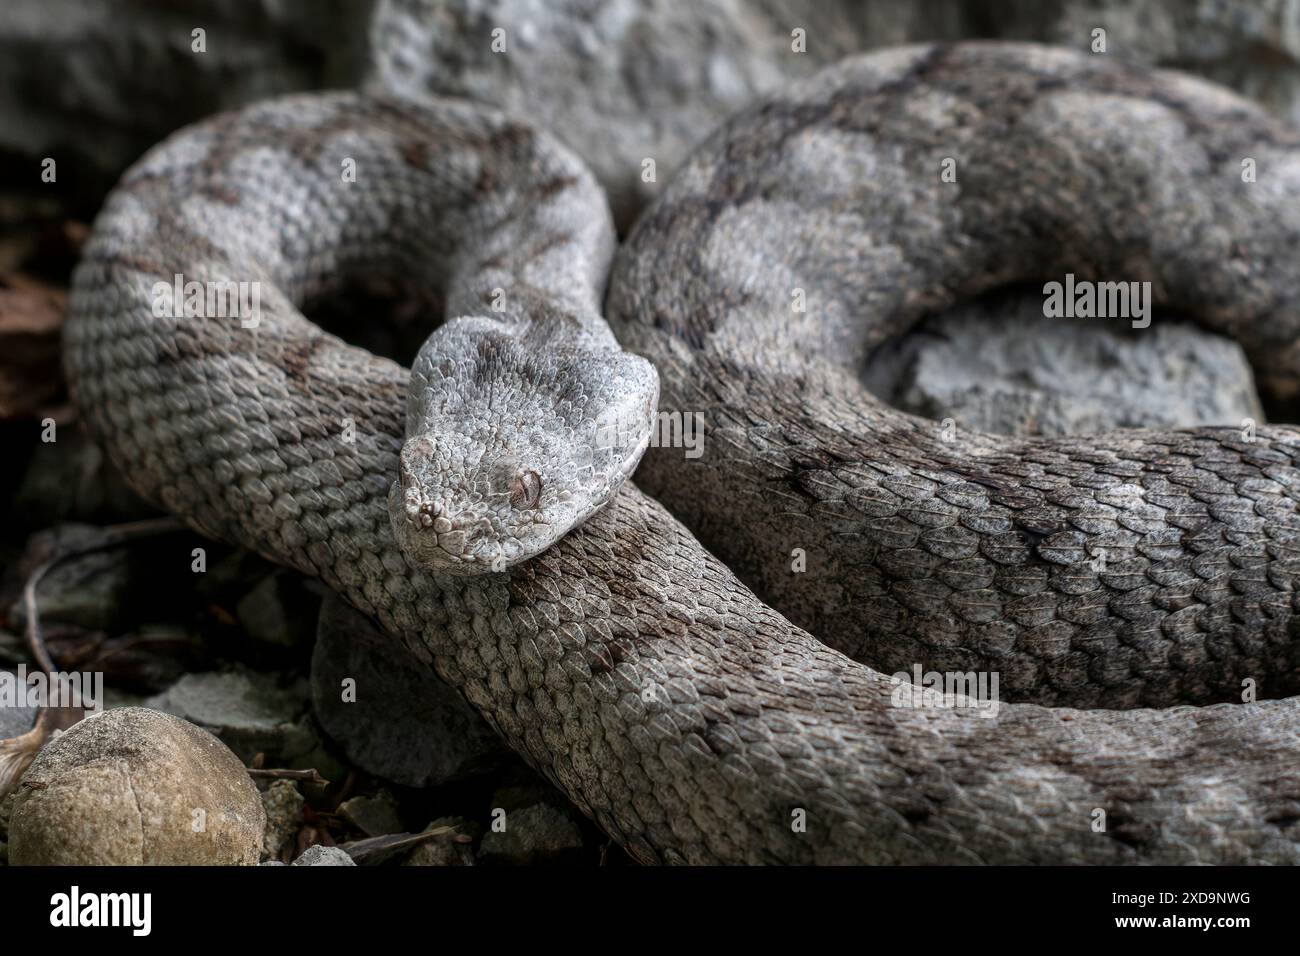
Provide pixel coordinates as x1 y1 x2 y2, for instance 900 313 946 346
509 470 542 509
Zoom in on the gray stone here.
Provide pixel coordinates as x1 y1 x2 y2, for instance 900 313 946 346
8 707 264 865
7 525 137 634
367 0 971 229
144 669 323 769
12 430 157 529
0 632 22 669
192 548 283 601
0 670 39 741
338 791 403 837
988 0 1300 130
102 687 148 712
291 844 356 866
402 815 477 866
260 779 305 862
368 0 1300 230
7 1 1300 231
478 802 585 865
863 291 1264 437
489 780 570 814
7 0 1300 233
0 791 16 842
311 594 509 788
88 625 212 696
0 0 374 213
235 571 322 650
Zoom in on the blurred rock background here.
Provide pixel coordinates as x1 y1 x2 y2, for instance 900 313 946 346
0 0 1295 865
7 1 1300 224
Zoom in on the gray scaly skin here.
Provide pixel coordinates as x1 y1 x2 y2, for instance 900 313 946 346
611 42 1300 711
65 59 1299 863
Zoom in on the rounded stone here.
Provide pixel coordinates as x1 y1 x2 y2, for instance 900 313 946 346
8 707 264 865
311 594 509 787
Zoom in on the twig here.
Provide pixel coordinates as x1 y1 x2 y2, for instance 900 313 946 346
0 518 189 799
22 517 188 672
0 716 57 799
339 826 465 864
247 767 330 786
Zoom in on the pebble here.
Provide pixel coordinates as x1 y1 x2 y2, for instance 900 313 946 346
260 779 305 862
402 816 478 867
338 791 403 837
7 707 264 865
478 803 585 866
291 844 355 866
145 669 333 772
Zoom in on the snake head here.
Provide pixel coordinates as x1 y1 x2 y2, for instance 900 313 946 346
389 316 659 576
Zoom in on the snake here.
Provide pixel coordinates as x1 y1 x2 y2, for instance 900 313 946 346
64 42 1300 864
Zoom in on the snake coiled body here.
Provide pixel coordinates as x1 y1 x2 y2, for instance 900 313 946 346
611 43 1300 710
65 43 1300 864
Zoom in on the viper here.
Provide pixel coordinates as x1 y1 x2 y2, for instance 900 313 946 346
65 43 1300 864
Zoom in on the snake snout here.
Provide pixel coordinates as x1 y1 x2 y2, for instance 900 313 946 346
403 492 443 528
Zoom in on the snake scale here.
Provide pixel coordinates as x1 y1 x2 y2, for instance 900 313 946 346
65 43 1300 864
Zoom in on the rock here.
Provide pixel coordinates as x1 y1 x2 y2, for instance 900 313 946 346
102 686 148 711
63 625 211 696
144 669 325 770
291 844 355 866
988 0 1300 130
0 631 23 668
7 707 264 865
260 779 304 861
6 524 213 644
311 594 509 787
489 780 570 814
8 524 138 634
0 670 39 740
862 291 1264 437
0 273 65 419
192 547 283 601
478 802 585 866
369 0 1300 231
234 571 322 651
6 0 1300 231
402 816 478 866
0 790 16 841
0 0 375 215
12 429 157 528
368 0 899 229
339 791 403 837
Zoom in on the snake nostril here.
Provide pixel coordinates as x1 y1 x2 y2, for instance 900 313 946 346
509 470 542 509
